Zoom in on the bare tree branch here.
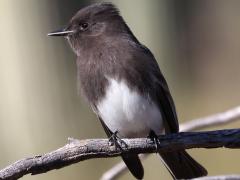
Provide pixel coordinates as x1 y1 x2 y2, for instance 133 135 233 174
180 106 240 131
0 129 240 180
193 175 240 180
101 106 240 180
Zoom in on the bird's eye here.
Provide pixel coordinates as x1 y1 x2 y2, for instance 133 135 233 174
79 22 89 31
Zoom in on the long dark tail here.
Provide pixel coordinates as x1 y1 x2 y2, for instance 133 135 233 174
121 154 144 179
159 150 207 179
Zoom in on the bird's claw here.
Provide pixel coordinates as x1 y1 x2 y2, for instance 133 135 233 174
108 131 127 150
148 130 160 152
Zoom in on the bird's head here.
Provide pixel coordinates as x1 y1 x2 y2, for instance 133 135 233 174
48 3 130 55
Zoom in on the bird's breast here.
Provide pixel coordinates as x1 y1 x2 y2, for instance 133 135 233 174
97 78 163 138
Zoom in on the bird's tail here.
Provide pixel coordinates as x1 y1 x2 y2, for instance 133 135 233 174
122 154 144 179
159 150 207 179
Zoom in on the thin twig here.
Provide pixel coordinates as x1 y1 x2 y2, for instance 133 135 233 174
1 129 240 180
101 106 240 180
180 106 240 131
193 174 240 180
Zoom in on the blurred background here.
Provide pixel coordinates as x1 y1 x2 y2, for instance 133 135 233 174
0 0 240 179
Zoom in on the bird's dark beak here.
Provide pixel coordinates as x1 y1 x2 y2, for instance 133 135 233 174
47 28 74 37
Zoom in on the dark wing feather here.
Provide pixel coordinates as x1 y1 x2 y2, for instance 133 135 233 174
137 46 207 178
153 72 179 133
97 115 113 137
137 45 179 133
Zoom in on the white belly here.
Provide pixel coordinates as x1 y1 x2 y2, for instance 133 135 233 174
97 78 163 138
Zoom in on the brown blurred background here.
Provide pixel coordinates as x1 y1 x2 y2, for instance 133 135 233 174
0 0 240 179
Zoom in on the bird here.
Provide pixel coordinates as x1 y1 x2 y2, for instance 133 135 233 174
48 2 207 179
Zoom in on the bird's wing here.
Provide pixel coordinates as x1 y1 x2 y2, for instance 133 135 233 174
138 45 179 133
97 115 113 137
154 71 179 133
90 104 113 137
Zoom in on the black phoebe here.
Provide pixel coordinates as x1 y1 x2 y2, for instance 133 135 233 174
48 3 207 179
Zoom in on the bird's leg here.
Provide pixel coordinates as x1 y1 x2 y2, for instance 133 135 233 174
148 130 160 152
108 131 128 150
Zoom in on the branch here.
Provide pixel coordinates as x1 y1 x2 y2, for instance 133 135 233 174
180 106 240 131
1 129 240 180
101 106 240 180
193 175 240 180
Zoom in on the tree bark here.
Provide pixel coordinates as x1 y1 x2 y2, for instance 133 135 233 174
0 129 240 180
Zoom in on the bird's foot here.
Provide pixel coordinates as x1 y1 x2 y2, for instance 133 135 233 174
108 131 128 150
148 130 160 152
